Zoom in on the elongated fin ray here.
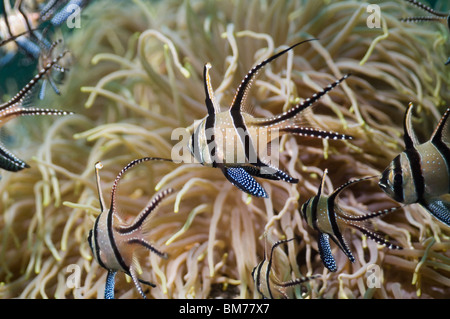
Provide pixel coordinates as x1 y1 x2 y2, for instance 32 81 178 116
0 143 29 172
109 157 175 212
280 126 352 140
280 274 321 288
1 107 73 119
117 188 174 234
0 51 69 109
253 74 351 127
229 39 317 113
126 238 168 260
129 265 147 299
351 224 402 249
340 205 403 221
431 107 450 145
222 166 268 197
401 16 447 23
401 0 448 17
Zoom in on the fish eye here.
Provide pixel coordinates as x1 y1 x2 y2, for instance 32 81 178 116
379 168 393 190
394 172 402 184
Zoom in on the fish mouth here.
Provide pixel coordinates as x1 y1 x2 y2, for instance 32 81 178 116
378 166 404 203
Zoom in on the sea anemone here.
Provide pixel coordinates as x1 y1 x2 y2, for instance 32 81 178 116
0 0 449 299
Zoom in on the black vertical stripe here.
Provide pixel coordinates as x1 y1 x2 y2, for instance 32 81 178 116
310 196 320 231
326 199 346 248
393 155 404 202
191 126 201 163
254 262 264 297
326 199 355 263
92 217 107 270
204 114 217 167
405 148 425 201
230 109 260 165
107 209 129 272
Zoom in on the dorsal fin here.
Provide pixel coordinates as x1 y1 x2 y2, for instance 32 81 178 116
328 175 378 203
265 238 293 298
109 157 175 213
95 162 106 212
403 102 420 149
229 39 317 114
203 63 220 115
317 168 328 197
431 107 450 145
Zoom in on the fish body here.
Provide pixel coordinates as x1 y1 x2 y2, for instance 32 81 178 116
189 39 352 197
252 237 319 299
302 169 402 272
88 158 172 299
379 103 450 226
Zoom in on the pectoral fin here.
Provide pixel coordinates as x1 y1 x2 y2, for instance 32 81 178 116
421 196 450 227
318 233 337 272
222 166 268 198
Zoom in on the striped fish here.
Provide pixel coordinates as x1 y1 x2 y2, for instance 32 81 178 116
189 39 352 198
379 103 450 227
301 169 402 272
88 158 173 299
400 0 449 65
252 237 320 299
0 50 73 172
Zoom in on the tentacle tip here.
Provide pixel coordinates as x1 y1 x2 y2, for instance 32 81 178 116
95 162 103 170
